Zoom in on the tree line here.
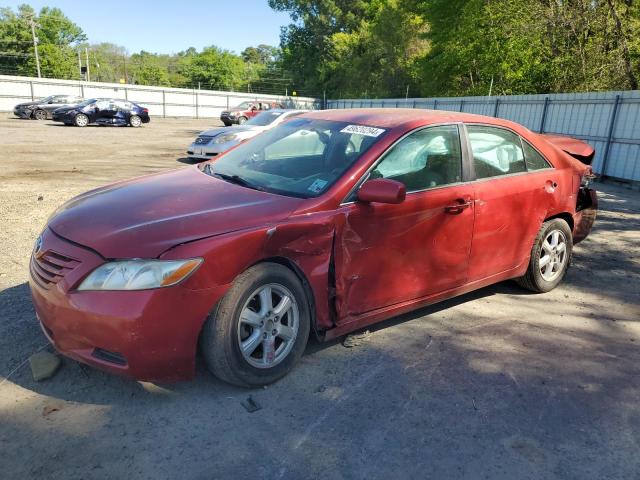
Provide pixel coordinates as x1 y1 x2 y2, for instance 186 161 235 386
0 5 292 95
271 0 639 97
1 2 638 99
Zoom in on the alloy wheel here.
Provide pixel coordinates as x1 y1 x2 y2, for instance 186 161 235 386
539 229 567 282
237 283 299 369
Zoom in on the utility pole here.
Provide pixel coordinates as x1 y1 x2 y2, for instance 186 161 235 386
122 54 127 83
84 47 90 82
29 17 41 78
77 50 82 78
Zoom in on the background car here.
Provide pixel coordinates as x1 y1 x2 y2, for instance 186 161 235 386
187 109 306 160
220 100 284 126
13 94 84 120
30 109 597 387
52 98 150 127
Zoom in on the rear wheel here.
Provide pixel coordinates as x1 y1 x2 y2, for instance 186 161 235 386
238 116 248 124
74 113 89 127
517 218 572 293
33 109 47 120
201 263 310 387
129 115 142 127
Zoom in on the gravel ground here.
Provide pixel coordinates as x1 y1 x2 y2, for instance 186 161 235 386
0 115 639 480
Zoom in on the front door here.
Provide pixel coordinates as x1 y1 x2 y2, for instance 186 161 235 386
334 124 475 319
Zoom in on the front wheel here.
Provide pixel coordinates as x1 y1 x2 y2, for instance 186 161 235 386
517 218 573 293
33 109 47 120
74 113 89 127
201 263 310 387
129 115 142 127
237 116 247 124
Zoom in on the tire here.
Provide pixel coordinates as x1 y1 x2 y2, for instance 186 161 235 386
74 113 89 127
201 262 311 387
33 109 47 120
222 121 232 127
238 116 248 124
129 115 142 127
516 218 573 293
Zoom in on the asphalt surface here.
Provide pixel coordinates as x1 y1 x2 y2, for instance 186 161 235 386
0 116 639 480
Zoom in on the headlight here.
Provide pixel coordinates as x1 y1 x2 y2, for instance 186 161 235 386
77 258 202 291
214 134 238 144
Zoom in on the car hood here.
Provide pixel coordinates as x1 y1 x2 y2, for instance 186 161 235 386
52 105 78 114
200 125 264 137
48 167 304 258
15 101 40 108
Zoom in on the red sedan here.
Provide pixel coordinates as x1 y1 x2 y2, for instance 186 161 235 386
29 109 598 386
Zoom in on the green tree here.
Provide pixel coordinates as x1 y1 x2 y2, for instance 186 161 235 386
178 46 248 90
0 4 86 78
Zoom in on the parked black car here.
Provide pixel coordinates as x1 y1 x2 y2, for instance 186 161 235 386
52 98 150 127
14 94 84 120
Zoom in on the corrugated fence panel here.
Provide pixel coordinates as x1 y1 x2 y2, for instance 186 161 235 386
328 90 640 182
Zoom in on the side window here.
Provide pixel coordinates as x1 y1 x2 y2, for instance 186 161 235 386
468 125 526 179
95 100 110 110
370 125 462 192
522 140 552 170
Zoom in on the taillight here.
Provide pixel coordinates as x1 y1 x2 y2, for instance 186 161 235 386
142 108 149 113
580 169 596 188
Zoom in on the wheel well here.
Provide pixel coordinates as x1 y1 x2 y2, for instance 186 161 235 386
545 212 574 232
257 257 321 339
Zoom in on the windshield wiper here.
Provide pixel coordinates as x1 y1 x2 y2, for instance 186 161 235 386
209 169 263 191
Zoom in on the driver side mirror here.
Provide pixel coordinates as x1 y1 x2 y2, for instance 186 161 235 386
357 178 406 204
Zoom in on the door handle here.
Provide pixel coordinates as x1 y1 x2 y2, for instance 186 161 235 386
444 198 473 214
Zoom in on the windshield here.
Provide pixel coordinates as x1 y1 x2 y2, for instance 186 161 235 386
234 101 253 110
77 98 96 107
200 118 386 198
245 111 285 127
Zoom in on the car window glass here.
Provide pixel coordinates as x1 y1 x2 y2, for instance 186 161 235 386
50 96 65 103
522 140 552 170
95 100 110 110
115 101 132 111
369 125 462 192
264 129 327 158
205 118 385 198
468 126 526 179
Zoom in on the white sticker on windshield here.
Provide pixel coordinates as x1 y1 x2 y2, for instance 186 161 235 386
340 124 386 137
308 179 328 193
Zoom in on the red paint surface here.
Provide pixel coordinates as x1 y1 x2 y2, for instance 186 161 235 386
29 109 598 381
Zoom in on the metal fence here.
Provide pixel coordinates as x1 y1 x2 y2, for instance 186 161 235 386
328 91 640 182
0 74 320 118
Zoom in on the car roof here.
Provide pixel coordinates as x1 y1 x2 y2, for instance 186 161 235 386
298 108 526 131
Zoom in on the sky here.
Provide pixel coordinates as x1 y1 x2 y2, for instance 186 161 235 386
1 0 293 54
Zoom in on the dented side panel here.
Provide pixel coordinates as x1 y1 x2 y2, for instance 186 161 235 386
163 212 337 331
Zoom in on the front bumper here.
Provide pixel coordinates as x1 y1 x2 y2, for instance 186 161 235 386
14 108 33 119
187 140 237 159
52 112 73 123
28 228 223 382
220 114 238 124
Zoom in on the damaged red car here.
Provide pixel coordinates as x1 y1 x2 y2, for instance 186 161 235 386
29 109 598 386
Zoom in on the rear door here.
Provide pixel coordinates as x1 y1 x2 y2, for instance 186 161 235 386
465 124 559 282
334 124 475 319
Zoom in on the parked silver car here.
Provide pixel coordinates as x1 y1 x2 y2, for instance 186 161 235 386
14 94 84 120
187 109 306 161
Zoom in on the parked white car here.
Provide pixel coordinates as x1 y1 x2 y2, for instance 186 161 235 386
187 109 307 161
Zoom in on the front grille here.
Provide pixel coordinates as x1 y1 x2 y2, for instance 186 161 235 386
30 250 80 289
195 135 213 145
